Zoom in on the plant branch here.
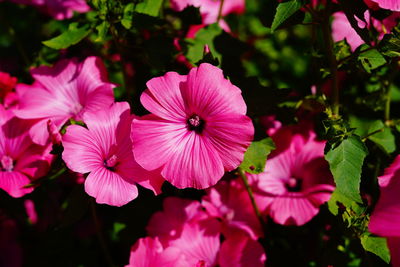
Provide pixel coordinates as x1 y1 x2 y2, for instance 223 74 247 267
217 0 225 23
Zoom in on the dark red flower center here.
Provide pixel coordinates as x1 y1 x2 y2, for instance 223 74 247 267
104 154 118 171
1 155 14 172
286 177 302 192
187 114 205 133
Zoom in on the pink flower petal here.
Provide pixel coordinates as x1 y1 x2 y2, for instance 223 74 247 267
0 171 33 198
219 233 266 267
62 125 103 174
369 0 400 11
388 237 400 267
142 72 187 121
84 167 138 207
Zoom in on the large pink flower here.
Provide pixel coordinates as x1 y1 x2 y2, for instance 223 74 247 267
14 57 115 146
131 63 254 189
366 0 400 11
249 124 334 226
369 155 400 266
9 0 90 20
62 102 163 207
0 106 52 197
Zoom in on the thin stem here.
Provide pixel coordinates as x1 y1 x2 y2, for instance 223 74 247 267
321 3 339 115
238 168 264 230
361 128 384 141
384 87 391 122
90 200 115 267
217 0 225 23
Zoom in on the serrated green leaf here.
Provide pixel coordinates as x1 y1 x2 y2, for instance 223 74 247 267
358 45 387 73
185 23 222 64
349 117 396 154
271 0 303 32
135 0 163 17
325 136 368 211
122 3 134 29
361 234 390 264
42 23 91 49
95 21 109 42
240 138 276 174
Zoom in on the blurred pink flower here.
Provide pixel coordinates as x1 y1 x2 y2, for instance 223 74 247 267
62 102 163 207
131 63 253 189
125 237 188 267
249 124 334 226
0 71 17 100
366 0 400 11
10 0 90 20
0 211 22 267
202 179 263 240
14 56 115 146
332 11 400 51
369 155 400 266
0 106 52 197
24 199 38 224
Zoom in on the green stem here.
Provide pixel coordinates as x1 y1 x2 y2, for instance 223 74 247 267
385 87 391 122
90 200 115 267
321 3 339 115
361 128 384 141
217 0 225 23
238 168 264 230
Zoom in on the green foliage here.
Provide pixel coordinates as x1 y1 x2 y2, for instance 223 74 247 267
185 24 223 65
135 0 164 17
360 233 391 264
240 138 276 174
271 0 303 32
43 23 91 49
358 45 387 73
325 135 368 214
121 3 135 29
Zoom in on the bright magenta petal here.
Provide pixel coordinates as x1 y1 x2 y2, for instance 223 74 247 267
62 125 103 174
370 0 400 11
0 171 33 198
84 167 138 207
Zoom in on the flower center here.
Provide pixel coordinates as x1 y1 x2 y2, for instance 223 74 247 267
286 177 302 192
187 114 205 133
104 155 118 171
1 155 14 172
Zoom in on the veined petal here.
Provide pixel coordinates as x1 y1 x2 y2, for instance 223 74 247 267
0 171 33 198
62 125 103 173
141 72 187 121
84 167 138 207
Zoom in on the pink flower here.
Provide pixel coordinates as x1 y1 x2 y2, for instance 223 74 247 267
249 124 334 226
0 106 52 197
9 0 90 20
202 179 263 240
125 237 188 267
219 232 266 267
131 63 254 189
366 0 400 11
14 57 115 146
62 102 164 207
332 11 400 51
369 155 400 266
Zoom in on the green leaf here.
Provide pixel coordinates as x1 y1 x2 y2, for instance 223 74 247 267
185 24 222 65
271 0 303 32
325 136 368 213
361 233 390 264
358 45 387 73
135 0 163 17
349 116 396 154
122 3 135 29
240 138 276 174
94 21 109 42
42 23 91 49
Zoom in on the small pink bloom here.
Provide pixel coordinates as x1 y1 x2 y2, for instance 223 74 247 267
0 106 52 197
202 179 263 240
14 57 115 145
62 102 163 207
219 232 266 267
125 237 189 267
9 0 90 20
131 63 254 189
249 124 334 226
24 199 38 224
